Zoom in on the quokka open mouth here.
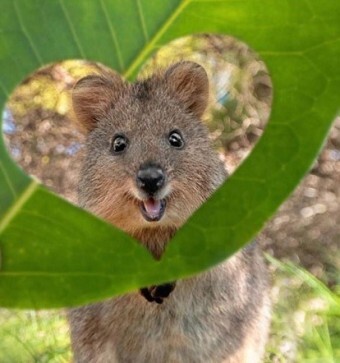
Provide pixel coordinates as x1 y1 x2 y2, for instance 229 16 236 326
140 198 166 222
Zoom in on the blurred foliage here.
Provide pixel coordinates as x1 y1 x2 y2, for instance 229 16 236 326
0 309 70 363
7 60 104 117
265 256 340 363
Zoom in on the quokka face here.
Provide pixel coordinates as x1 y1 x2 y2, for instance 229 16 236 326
70 62 271 363
73 62 226 236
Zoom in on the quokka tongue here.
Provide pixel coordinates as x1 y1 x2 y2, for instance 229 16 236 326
143 198 162 218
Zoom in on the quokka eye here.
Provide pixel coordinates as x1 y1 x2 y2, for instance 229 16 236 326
111 134 129 154
168 130 184 149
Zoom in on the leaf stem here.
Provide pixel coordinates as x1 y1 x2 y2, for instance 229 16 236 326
0 180 39 235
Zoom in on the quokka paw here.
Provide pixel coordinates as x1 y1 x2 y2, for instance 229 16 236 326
140 282 176 304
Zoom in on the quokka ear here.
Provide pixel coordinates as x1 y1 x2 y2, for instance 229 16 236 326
164 61 209 118
72 71 125 133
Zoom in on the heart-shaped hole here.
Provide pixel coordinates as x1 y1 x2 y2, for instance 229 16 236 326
3 34 272 210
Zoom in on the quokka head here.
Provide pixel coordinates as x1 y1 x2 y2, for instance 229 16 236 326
72 61 226 236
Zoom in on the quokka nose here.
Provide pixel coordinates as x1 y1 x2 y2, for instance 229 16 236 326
137 164 165 195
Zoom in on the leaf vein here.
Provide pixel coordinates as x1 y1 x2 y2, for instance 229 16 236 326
13 0 43 66
19 209 78 236
302 54 330 85
304 38 340 53
0 180 39 235
58 0 86 59
0 160 17 199
0 271 116 278
99 0 125 71
136 0 149 43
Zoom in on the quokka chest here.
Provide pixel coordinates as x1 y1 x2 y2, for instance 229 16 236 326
94 264 249 363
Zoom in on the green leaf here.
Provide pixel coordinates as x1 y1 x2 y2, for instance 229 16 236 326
0 0 339 308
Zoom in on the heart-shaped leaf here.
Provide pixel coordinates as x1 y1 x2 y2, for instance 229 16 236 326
0 0 339 308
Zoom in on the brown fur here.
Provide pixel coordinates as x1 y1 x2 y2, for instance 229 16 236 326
69 62 270 362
